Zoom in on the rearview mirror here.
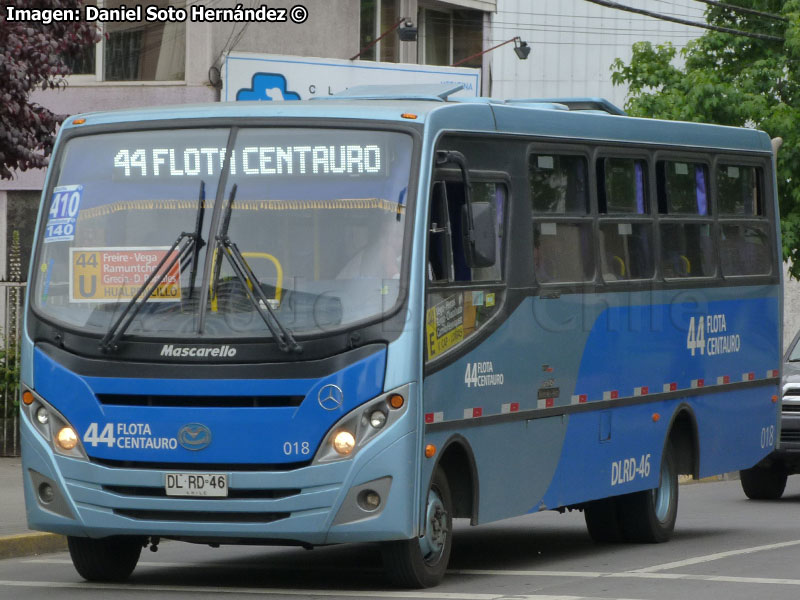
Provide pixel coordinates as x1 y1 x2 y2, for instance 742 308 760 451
461 202 496 268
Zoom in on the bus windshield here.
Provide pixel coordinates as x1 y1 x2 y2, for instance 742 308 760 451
32 126 413 340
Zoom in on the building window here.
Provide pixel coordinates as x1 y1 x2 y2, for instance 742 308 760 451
65 0 186 82
359 0 399 62
418 8 483 67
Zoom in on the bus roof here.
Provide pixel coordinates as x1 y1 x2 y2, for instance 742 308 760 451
62 87 771 154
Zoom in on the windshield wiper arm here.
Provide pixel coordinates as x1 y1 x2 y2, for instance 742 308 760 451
99 181 207 353
211 185 302 354
99 231 198 353
187 181 207 299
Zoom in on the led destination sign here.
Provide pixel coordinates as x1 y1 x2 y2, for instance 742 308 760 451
113 144 384 179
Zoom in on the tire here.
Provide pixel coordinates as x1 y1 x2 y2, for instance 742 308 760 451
617 443 679 543
67 536 144 582
382 469 453 588
740 465 787 500
584 497 624 543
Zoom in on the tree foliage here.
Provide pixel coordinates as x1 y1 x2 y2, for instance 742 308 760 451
0 1 100 179
611 0 800 278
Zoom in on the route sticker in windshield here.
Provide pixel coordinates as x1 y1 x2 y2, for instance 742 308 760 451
69 247 181 303
44 185 82 243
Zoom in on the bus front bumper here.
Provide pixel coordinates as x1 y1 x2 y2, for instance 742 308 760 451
21 416 419 546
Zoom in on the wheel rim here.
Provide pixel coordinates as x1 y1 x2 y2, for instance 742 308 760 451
653 455 674 523
418 486 448 565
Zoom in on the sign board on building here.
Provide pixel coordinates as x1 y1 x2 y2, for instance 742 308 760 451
222 52 480 102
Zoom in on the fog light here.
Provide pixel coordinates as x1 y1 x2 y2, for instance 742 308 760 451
332 430 355 455
56 427 78 450
35 407 49 425
369 410 387 429
38 482 55 504
358 489 381 511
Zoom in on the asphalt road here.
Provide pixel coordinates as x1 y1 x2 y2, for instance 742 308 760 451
4 476 800 599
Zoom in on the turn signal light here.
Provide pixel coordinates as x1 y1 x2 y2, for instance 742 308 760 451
22 390 34 405
388 394 404 409
401 113 418 120
72 118 86 125
425 444 436 458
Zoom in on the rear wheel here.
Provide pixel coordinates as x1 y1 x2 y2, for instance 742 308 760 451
67 536 143 582
617 443 678 543
382 469 453 588
584 497 624 543
740 464 787 500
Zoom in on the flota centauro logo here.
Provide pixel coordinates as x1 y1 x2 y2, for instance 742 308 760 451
178 424 212 451
160 344 237 358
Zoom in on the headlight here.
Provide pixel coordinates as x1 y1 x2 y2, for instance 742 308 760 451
56 427 79 451
20 385 88 460
313 384 409 464
332 431 356 455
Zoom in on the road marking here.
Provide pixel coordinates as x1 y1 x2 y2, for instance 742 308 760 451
453 569 800 587
450 570 608 578
0 580 639 600
630 539 800 573
31 558 800 588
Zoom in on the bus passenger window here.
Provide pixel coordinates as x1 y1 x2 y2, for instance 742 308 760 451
658 161 709 215
720 223 771 276
598 158 647 214
599 223 653 281
597 157 652 282
529 154 588 214
530 152 593 283
717 165 762 216
533 222 594 283
659 223 715 278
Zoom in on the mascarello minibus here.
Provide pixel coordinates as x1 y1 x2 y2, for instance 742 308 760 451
21 85 782 587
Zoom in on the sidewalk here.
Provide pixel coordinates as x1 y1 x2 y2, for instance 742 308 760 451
0 458 67 559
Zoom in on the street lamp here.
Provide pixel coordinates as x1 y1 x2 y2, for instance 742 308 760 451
350 17 417 61
451 36 531 67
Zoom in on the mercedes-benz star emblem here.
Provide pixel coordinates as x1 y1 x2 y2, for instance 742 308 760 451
318 384 344 411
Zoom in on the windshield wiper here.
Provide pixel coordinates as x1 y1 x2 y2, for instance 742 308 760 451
210 185 302 354
99 182 207 353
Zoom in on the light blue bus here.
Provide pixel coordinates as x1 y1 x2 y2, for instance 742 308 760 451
21 85 782 587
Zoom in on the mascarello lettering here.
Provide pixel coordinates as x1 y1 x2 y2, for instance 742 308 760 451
160 344 238 358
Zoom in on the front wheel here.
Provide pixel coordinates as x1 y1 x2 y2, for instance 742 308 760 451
382 469 453 588
617 443 679 543
67 536 144 582
740 464 787 500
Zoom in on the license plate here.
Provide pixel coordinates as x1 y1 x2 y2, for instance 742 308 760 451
165 473 228 497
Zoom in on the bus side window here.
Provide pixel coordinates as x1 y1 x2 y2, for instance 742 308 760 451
428 181 505 283
717 164 772 277
530 152 594 283
597 157 654 282
425 180 506 361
